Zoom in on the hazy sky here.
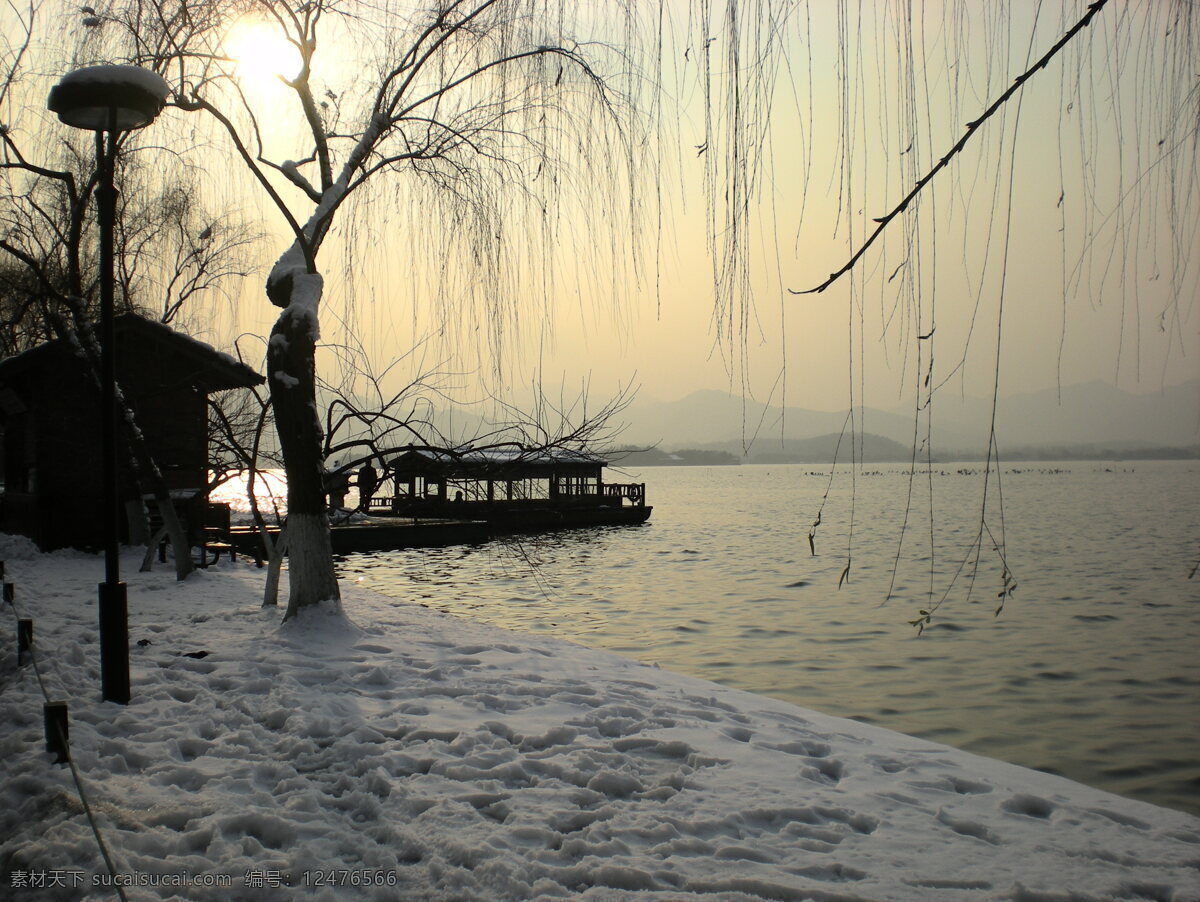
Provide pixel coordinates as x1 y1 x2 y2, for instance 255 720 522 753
8 1 1196 418
251 0 1194 417
516 1 1200 413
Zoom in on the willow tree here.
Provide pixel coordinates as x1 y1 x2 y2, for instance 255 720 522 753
683 0 1198 618
96 0 650 619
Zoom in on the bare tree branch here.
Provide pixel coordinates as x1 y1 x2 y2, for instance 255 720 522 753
791 0 1114 296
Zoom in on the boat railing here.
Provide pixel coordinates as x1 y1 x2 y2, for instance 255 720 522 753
601 482 646 506
366 497 397 515
553 482 646 507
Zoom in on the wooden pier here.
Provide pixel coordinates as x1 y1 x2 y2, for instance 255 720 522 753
228 517 489 562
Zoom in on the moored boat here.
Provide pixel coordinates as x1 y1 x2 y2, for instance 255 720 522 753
365 447 651 532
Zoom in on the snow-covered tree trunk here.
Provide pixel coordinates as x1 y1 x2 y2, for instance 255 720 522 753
266 261 340 620
262 526 288 607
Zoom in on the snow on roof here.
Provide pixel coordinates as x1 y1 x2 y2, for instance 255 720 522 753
0 543 1196 899
57 64 169 101
0 315 262 391
393 446 608 473
113 314 263 390
147 321 258 381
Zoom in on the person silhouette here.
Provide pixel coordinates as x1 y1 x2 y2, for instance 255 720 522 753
357 461 378 511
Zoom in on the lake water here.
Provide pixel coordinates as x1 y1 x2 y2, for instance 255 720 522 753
333 461 1200 816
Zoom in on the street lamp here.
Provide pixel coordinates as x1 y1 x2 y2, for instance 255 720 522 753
48 65 169 705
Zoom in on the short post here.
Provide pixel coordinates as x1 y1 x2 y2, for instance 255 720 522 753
98 581 130 704
44 702 69 764
3 582 13 605
17 618 32 666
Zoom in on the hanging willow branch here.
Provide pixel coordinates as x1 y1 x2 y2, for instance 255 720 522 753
790 0 1114 296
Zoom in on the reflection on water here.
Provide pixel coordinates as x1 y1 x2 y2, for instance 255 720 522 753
210 470 288 517
336 461 1200 816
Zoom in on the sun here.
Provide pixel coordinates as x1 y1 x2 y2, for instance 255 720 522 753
224 19 303 83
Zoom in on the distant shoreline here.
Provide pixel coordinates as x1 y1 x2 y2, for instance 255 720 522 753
616 443 1199 466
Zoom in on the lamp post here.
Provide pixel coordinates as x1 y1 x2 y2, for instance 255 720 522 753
48 65 169 704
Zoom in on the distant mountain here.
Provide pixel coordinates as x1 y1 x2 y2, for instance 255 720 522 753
618 380 1199 453
322 379 1197 463
614 448 741 467
927 379 1200 449
643 432 913 463
619 389 932 448
743 432 914 464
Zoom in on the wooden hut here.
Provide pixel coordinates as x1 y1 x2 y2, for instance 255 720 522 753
0 314 263 550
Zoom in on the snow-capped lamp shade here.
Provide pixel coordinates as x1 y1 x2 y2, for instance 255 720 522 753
47 65 169 131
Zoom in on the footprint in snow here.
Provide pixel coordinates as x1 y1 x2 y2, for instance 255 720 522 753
1001 794 1056 819
353 643 391 654
936 808 1002 845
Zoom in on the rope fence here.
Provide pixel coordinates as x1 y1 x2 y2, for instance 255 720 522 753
3 560 130 902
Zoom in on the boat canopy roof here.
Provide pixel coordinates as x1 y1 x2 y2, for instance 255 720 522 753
389 446 607 479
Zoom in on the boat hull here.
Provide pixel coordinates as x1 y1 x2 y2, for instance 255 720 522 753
485 505 653 533
383 501 653 534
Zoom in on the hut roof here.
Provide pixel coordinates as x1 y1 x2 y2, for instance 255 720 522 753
0 314 263 392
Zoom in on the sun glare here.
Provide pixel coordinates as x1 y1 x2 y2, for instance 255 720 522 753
224 20 303 83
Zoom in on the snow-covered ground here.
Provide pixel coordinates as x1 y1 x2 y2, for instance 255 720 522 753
1 535 1197 902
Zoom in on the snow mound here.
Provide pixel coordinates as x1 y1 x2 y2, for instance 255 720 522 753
0 533 42 560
